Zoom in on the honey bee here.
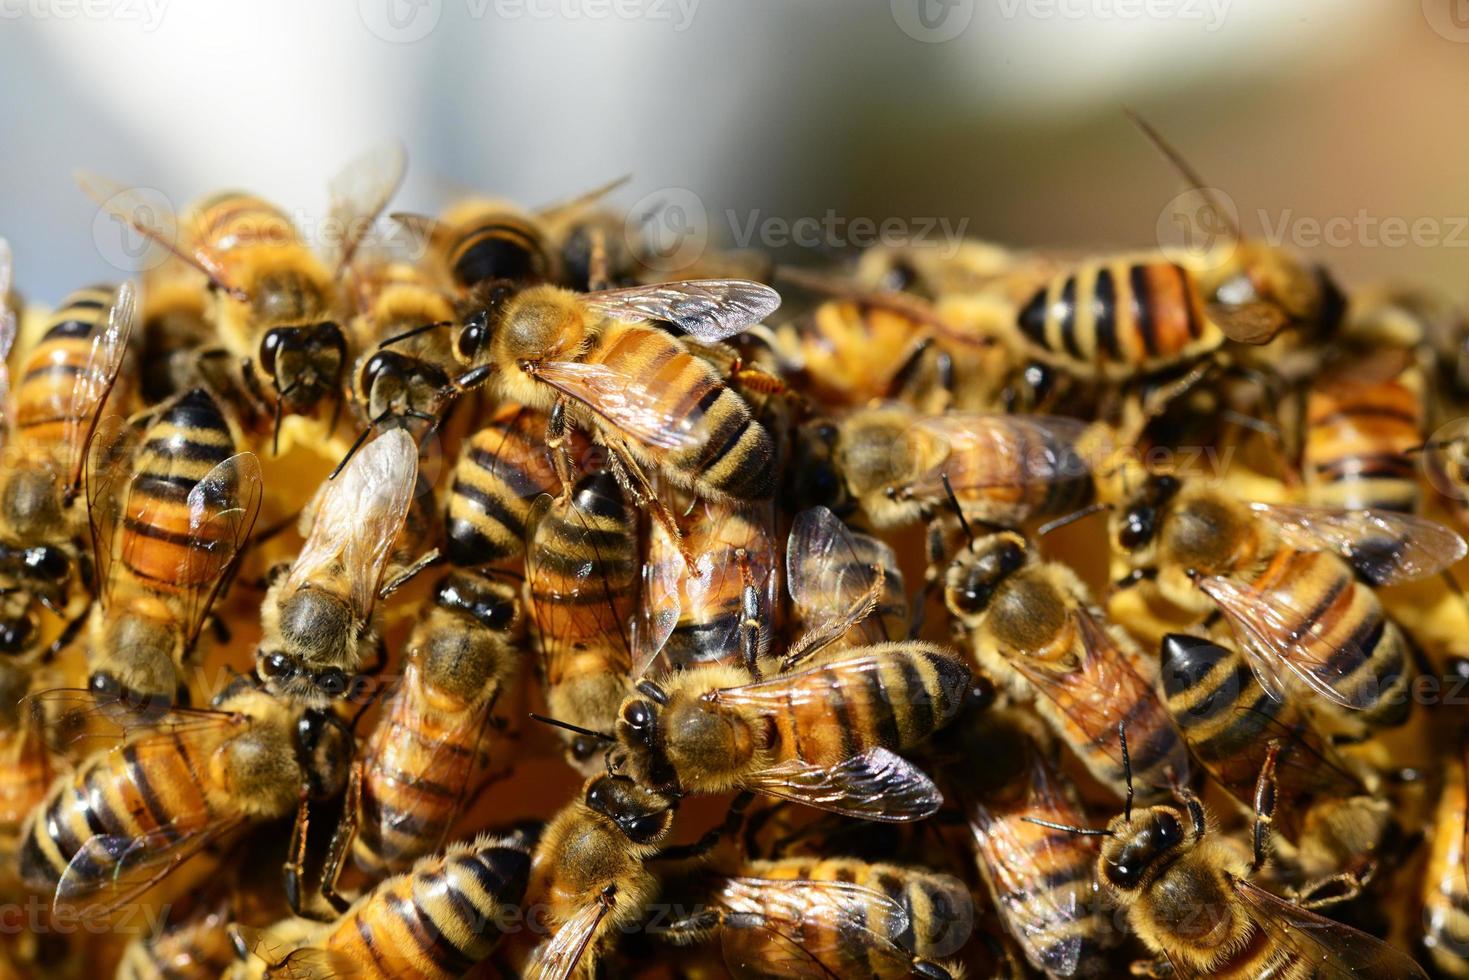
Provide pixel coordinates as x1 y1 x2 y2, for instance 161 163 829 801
783 504 907 652
256 428 419 706
663 857 972 979
1035 731 1426 979
939 707 1117 979
443 403 593 568
610 641 969 822
943 528 1189 802
17 682 352 913
525 774 686 980
79 145 407 450
394 197 556 294
228 831 533 980
0 280 135 662
0 667 57 867
1110 471 1464 736
525 472 638 773
633 497 779 677
83 387 262 714
1159 631 1391 883
445 278 781 541
826 403 1095 535
324 569 522 888
117 900 237 980
1423 745 1469 977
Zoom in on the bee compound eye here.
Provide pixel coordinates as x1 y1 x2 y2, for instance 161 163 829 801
259 327 290 378
260 652 294 680
314 668 348 697
89 671 121 700
622 701 652 729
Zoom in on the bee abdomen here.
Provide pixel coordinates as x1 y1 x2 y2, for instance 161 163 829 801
446 408 565 565
13 285 118 442
1303 365 1424 513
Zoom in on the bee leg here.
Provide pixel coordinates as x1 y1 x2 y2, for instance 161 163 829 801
1127 959 1174 978
653 792 755 862
1290 870 1366 911
545 398 580 498
41 608 89 663
283 789 332 921
1249 740 1283 874
318 761 363 916
604 438 690 563
586 225 611 292
735 548 764 680
379 549 443 600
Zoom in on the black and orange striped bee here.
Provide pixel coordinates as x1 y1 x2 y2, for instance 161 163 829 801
525 471 638 773
80 146 406 451
943 527 1189 803
17 682 353 915
322 569 522 892
83 387 261 715
117 900 237 980
0 278 135 662
1423 744 1469 978
0 665 57 871
228 831 533 980
1111 471 1463 738
664 857 973 980
393 197 556 296
443 402 594 568
255 428 420 707
445 278 781 546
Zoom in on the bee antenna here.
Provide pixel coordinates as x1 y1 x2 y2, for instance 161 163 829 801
1124 108 1241 243
940 472 975 545
1118 719 1134 822
1037 501 1111 538
1022 816 1113 837
528 713 615 742
378 320 453 350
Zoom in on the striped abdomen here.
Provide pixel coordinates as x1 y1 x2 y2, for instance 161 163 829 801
1018 259 1220 380
187 192 305 256
917 419 1094 526
969 756 1113 978
1424 756 1469 977
438 200 550 290
13 285 118 451
796 300 937 407
325 835 532 980
723 858 969 973
1247 549 1410 728
120 388 237 592
18 731 221 894
591 323 774 500
1302 360 1425 512
762 645 968 768
116 904 235 980
446 404 588 566
353 663 491 880
0 724 54 852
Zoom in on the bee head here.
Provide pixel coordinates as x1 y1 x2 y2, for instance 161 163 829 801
944 532 1027 618
1115 473 1181 552
1100 801 1205 893
614 681 680 792
259 321 346 400
454 281 518 364
294 708 353 799
584 774 674 845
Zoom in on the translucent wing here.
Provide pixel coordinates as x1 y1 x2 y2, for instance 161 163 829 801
21 688 244 754
56 814 245 914
581 279 781 342
632 518 682 678
718 877 916 980
532 358 709 451
0 238 14 439
736 748 942 822
526 894 614 980
387 211 445 259
177 452 264 648
74 171 247 300
285 429 417 618
1207 300 1290 345
63 282 136 494
784 506 901 666
1014 610 1189 791
683 499 779 668
327 142 407 274
1198 571 1376 710
1230 875 1428 979
902 413 1092 514
1249 502 1467 586
84 414 141 610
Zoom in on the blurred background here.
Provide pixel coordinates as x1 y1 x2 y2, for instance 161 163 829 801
0 1 1465 300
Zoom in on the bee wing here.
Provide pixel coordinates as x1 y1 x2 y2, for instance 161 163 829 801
783 507 898 666
84 414 142 610
62 282 136 495
74 172 248 301
1248 502 1466 586
327 142 407 274
388 211 446 259
176 452 264 649
736 747 942 822
581 279 781 342
902 413 1091 507
687 500 779 663
1014 610 1189 790
524 490 634 670
285 429 417 618
55 814 247 914
525 893 615 980
633 518 682 678
1230 875 1428 979
0 239 14 439
1196 572 1370 710
717 877 917 979
22 687 245 757
968 759 1095 977
531 359 711 451
1207 300 1290 345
